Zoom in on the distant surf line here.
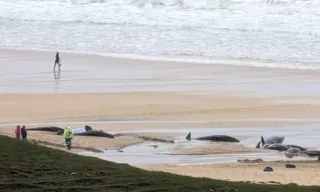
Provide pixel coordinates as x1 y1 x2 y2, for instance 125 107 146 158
1 118 320 127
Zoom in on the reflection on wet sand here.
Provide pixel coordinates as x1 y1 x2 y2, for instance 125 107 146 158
53 70 61 92
2 48 320 95
54 70 61 80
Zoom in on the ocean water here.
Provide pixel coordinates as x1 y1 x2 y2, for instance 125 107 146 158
0 0 319 69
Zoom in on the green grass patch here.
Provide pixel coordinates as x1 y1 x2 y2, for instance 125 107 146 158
0 135 320 192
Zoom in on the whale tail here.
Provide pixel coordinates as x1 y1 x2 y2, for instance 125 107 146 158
255 136 266 149
186 132 191 141
260 135 266 147
255 141 261 149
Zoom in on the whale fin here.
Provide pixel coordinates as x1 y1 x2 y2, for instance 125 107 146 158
186 132 191 141
255 141 261 149
261 136 265 147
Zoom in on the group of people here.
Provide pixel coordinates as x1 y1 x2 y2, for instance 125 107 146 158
14 124 73 150
15 125 27 140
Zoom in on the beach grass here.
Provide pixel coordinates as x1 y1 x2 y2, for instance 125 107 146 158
1 135 320 192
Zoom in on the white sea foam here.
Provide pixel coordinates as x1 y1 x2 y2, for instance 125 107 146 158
0 0 319 69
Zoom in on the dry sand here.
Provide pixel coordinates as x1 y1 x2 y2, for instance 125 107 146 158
0 92 319 152
0 92 320 126
138 161 320 186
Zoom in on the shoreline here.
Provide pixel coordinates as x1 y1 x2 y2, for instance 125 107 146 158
1 46 320 71
1 47 320 95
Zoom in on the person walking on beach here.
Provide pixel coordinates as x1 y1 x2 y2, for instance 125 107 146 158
54 52 61 71
21 125 27 140
15 125 21 139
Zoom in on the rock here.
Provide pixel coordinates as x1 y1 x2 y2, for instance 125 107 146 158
138 136 174 144
149 145 159 148
237 158 263 163
113 133 125 137
252 158 263 163
268 181 281 184
85 148 104 153
237 159 249 163
285 164 296 168
263 167 273 172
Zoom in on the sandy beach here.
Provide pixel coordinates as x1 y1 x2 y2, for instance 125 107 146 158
1 48 320 186
138 161 320 186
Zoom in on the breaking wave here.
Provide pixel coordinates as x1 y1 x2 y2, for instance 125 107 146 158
2 0 319 7
1 0 319 69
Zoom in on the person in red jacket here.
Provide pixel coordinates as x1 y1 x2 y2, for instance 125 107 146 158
15 125 21 139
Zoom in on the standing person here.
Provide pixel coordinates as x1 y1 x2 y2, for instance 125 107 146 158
54 52 61 71
63 126 68 139
15 125 21 139
63 126 73 150
21 125 27 140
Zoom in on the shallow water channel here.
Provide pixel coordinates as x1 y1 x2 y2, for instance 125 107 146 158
79 125 320 165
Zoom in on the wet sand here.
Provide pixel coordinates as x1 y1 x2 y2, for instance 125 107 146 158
1 48 320 186
1 47 320 95
138 161 320 186
165 143 261 155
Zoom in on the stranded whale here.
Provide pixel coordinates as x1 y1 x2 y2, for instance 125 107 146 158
255 136 285 148
258 136 306 152
186 132 239 143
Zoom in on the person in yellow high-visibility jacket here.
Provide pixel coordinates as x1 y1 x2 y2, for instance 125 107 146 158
63 126 73 149
63 126 69 138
